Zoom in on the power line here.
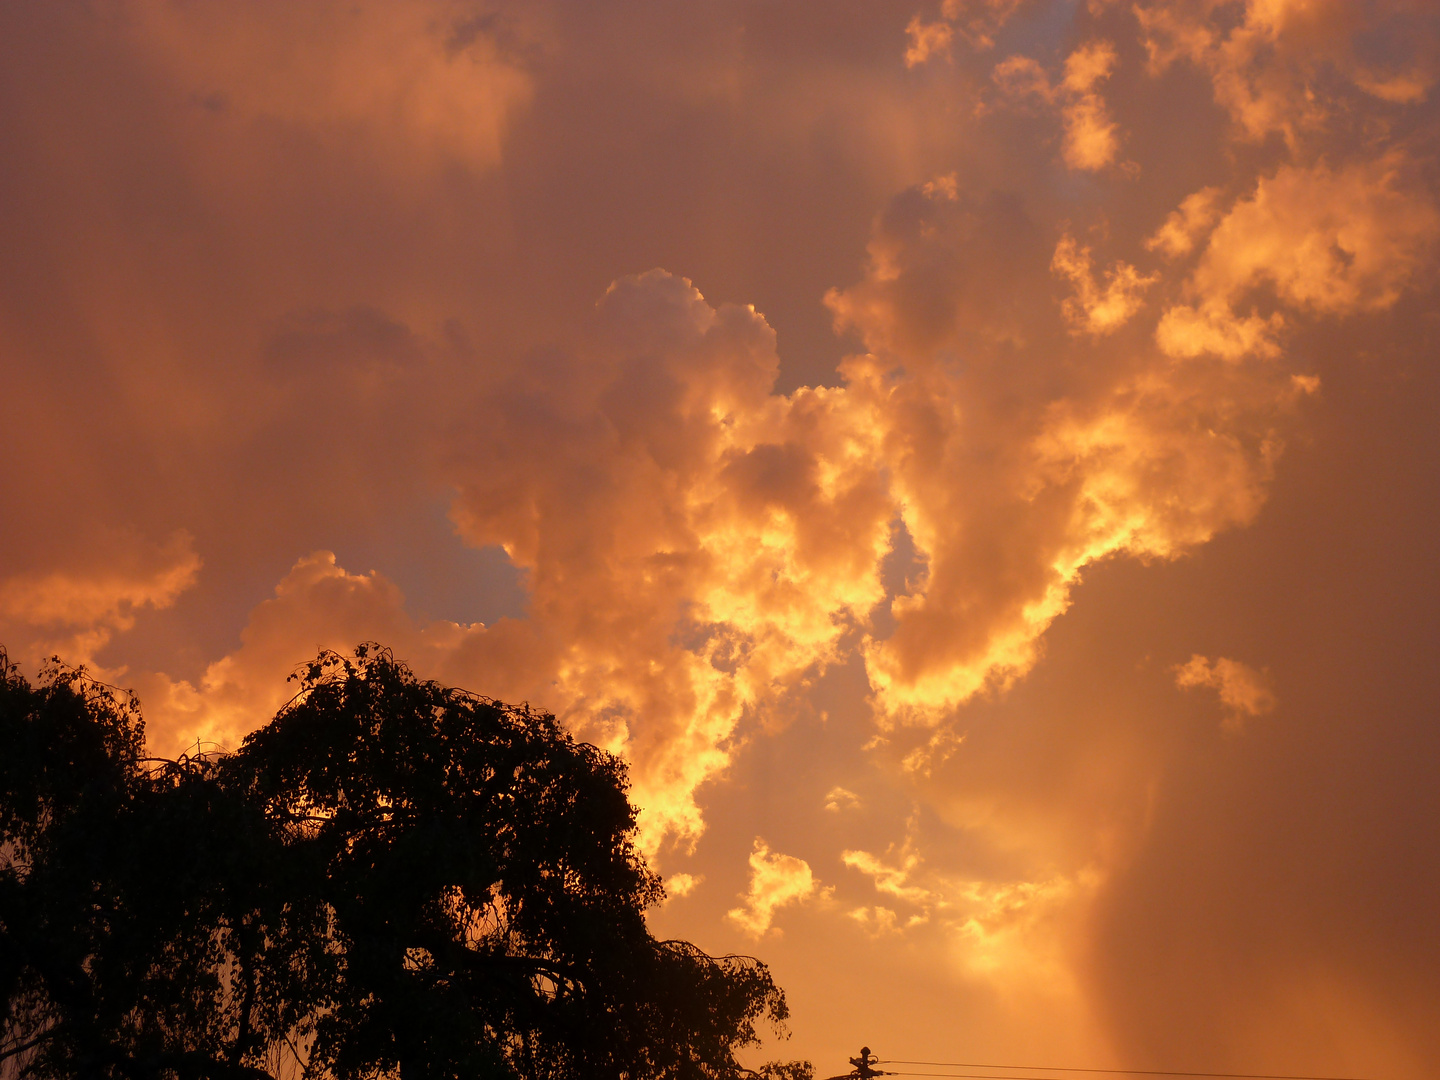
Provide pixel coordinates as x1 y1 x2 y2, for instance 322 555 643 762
881 1074 1341 1080
880 1074 1378 1080
879 1062 1380 1080
883 1072 1239 1080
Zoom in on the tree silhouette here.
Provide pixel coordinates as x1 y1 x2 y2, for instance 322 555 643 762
1 645 810 1080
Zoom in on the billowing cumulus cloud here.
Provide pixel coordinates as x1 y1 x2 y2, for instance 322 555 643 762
726 839 820 938
3 0 1439 1073
442 270 894 848
135 551 489 753
1157 156 1440 360
823 183 1305 726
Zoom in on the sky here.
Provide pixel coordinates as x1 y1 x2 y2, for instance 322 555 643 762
2 0 1438 1075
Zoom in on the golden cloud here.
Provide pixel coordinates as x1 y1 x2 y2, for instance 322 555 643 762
1158 155 1440 359
905 15 955 68
1052 233 1159 335
134 214 1324 850
726 839 820 938
843 825 1099 985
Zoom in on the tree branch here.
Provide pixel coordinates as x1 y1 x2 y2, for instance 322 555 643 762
0 1024 58 1063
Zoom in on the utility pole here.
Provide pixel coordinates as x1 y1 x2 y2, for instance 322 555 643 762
821 1046 891 1080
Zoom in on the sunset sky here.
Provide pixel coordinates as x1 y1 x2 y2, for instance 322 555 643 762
2 1 1438 1075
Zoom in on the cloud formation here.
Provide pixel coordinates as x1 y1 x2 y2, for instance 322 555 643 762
987 39 1126 172
16 0 1425 860
726 839 820 938
135 551 487 753
0 532 200 668
1052 233 1158 335
1174 653 1277 732
841 826 1095 988
2 0 1439 1073
1135 0 1437 143
127 0 534 175
1157 156 1440 360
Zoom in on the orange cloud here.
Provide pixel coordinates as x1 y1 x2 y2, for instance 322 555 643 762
1052 232 1159 335
1174 653 1277 732
1059 40 1122 171
130 229 1302 850
70 0 1432 881
665 872 702 899
826 184 1304 725
842 827 1098 987
1145 186 1224 259
990 40 1125 172
1136 0 1436 145
905 15 955 68
134 551 491 754
126 0 533 175
908 0 1028 55
1158 155 1440 359
0 531 200 669
726 839 820 938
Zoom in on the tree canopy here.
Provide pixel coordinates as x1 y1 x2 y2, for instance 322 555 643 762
0 645 809 1080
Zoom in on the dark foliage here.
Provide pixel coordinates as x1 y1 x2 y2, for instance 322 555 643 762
0 645 810 1080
